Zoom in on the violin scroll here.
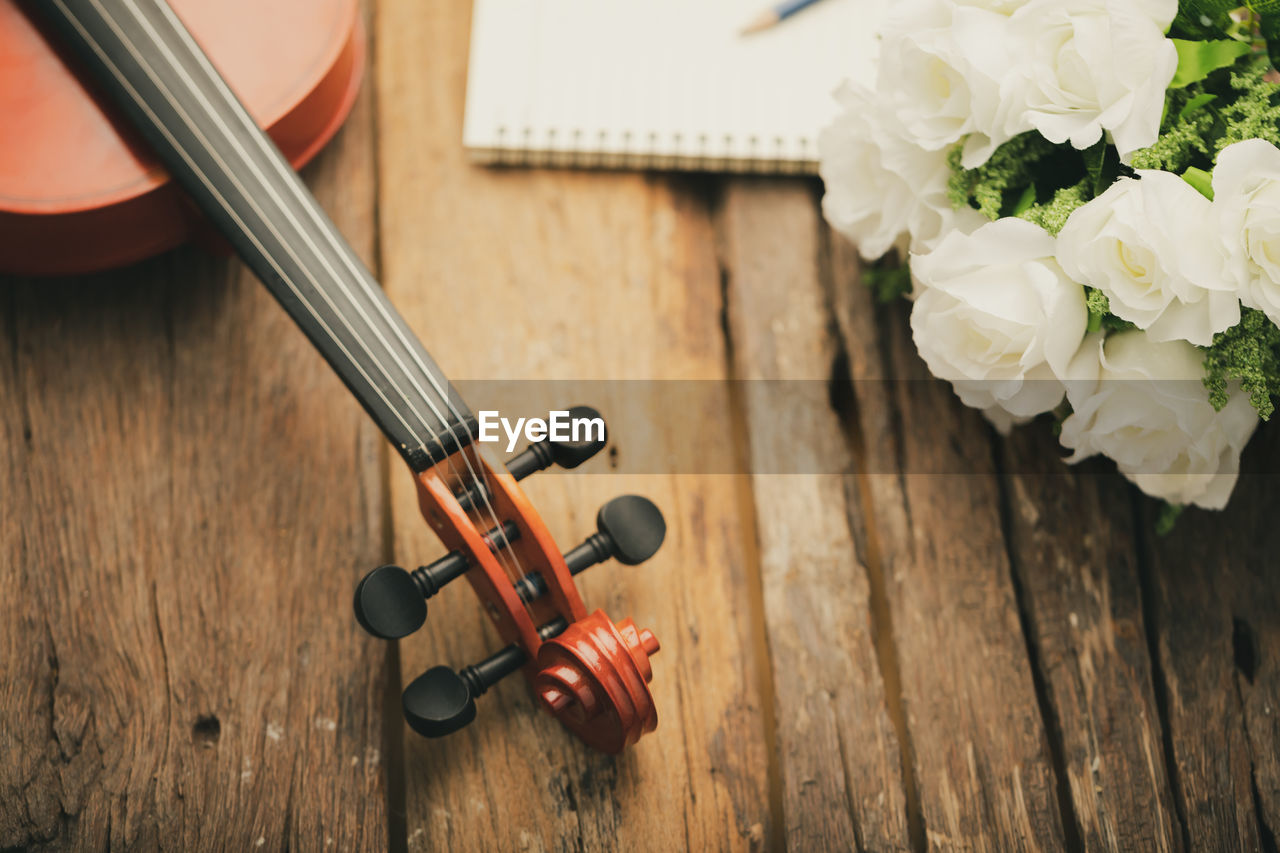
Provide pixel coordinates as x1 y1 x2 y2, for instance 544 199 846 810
354 405 665 752
534 611 660 753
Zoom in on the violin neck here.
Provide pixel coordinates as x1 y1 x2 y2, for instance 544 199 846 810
33 0 471 471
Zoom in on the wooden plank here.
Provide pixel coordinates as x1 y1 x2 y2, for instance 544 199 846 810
374 3 772 850
1000 425 1182 851
718 179 911 851
0 54 390 852
1140 423 1280 850
826 239 1067 850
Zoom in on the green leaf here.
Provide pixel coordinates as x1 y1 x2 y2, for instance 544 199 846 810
1010 184 1037 216
1261 12 1280 71
1169 38 1253 88
1081 140 1120 197
1182 166 1215 199
864 259 912 304
1155 503 1184 536
1178 92 1218 121
1172 1 1242 38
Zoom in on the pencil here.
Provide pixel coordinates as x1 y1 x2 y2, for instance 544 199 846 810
740 0 828 35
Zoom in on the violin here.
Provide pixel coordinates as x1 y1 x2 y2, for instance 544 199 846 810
14 0 664 753
0 0 363 274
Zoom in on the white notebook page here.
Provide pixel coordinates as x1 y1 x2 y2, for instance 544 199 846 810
463 0 885 173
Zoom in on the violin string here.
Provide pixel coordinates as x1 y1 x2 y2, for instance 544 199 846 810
85 0 523 587
101 0 502 546
48 0 438 459
81 0 530 588
143 0 532 586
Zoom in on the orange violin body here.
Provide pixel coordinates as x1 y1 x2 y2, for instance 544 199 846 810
0 0 363 275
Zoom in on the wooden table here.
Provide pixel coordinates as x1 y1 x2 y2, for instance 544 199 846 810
3 2 1278 850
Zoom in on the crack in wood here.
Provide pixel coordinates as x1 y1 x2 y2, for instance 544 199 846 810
711 190 787 853
1133 490 1194 853
990 434 1084 852
821 242 926 853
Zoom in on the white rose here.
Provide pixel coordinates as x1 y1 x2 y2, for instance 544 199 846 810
981 405 1034 434
819 82 967 260
1006 0 1177 159
1214 138 1280 326
876 0 1028 166
1057 170 1239 346
910 218 1088 425
1059 330 1257 509
913 207 994 263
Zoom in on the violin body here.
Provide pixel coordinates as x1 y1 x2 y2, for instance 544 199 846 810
18 0 663 753
0 0 363 275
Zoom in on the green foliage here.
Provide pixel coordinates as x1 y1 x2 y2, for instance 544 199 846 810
1130 59 1280 175
1170 38 1253 87
1085 289 1109 333
1202 307 1280 420
1182 165 1215 198
1016 183 1089 236
1010 184 1037 216
1155 502 1185 536
1215 62 1280 152
863 257 913 304
1084 289 1136 334
1262 12 1280 70
1128 82 1218 172
1179 91 1219 121
1172 2 1261 39
1081 138 1124 196
947 132 1068 221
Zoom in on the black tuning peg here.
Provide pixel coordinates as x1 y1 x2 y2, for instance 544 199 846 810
403 618 568 738
353 521 520 640
514 495 665 602
455 405 606 512
506 405 608 480
353 565 426 640
585 494 666 566
401 666 476 738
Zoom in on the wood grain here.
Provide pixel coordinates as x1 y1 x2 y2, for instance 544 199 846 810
1140 423 1280 851
11 0 1280 845
0 64 391 850
827 241 1067 851
718 179 910 851
1000 425 1182 851
374 2 772 850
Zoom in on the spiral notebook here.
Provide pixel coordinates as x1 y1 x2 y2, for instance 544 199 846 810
462 0 885 175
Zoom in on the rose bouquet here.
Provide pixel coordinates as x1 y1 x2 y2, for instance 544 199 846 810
820 0 1280 518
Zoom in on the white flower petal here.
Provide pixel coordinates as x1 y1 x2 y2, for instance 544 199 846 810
1057 172 1237 346
1059 330 1257 508
910 218 1088 421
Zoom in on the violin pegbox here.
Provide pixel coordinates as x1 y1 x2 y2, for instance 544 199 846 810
352 406 666 753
